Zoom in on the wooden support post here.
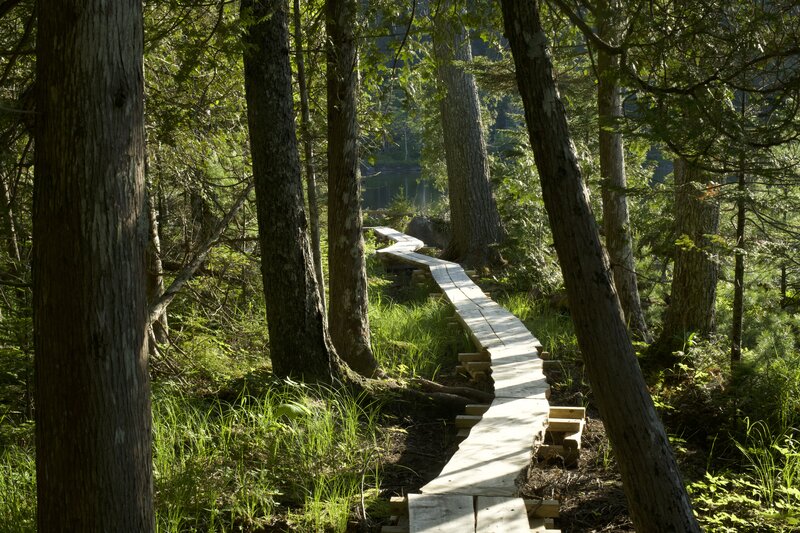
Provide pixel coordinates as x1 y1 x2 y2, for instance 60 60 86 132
455 414 481 428
458 352 489 363
523 499 560 518
388 496 407 515
546 418 584 433
465 404 490 416
549 406 585 419
465 361 491 374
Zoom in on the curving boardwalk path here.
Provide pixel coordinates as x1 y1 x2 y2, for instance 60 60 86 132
374 228 565 533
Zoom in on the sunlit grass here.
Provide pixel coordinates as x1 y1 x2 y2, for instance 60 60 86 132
152 381 385 532
369 287 471 380
498 292 580 359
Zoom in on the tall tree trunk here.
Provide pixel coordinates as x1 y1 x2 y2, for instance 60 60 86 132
660 158 720 348
293 0 326 311
731 96 747 364
34 0 154 529
731 166 745 364
500 1 700 530
432 2 504 269
596 0 651 342
242 0 346 382
326 0 380 377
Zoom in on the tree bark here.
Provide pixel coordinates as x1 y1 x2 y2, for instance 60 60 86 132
432 1 504 269
500 1 701 530
34 0 154 529
596 0 651 342
293 0 326 311
326 0 381 377
660 158 720 347
241 0 346 382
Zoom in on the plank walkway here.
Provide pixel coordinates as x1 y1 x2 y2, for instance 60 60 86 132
372 227 561 533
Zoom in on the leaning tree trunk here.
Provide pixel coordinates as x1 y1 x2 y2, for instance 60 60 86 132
500 1 701 530
432 2 504 269
659 158 720 348
34 0 154 529
293 0 326 310
326 0 381 377
596 0 651 342
242 0 346 382
147 179 169 348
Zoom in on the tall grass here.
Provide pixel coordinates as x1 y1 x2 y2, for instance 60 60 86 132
370 290 470 379
0 382 385 533
0 445 35 533
152 381 385 532
498 293 580 359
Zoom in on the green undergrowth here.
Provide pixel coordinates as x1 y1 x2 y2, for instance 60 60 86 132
153 381 385 532
497 293 580 359
367 250 472 380
0 381 386 533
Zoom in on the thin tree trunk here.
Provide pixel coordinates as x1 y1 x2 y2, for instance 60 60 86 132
596 0 650 342
0 172 20 267
242 0 346 381
731 166 745 363
147 181 254 325
500 1 701 530
432 1 504 269
147 179 169 347
731 95 747 364
326 0 381 377
660 158 720 347
34 0 154 529
293 0 325 310
780 263 787 308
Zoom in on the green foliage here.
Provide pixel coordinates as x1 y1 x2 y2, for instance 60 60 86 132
498 293 580 360
152 381 384 532
0 442 35 533
369 285 470 380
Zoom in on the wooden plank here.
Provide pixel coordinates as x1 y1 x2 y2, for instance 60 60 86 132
465 404 490 416
408 493 474 533
548 406 585 419
475 496 530 533
459 352 489 363
523 500 559 519
389 496 408 515
456 414 481 428
563 431 582 450
465 361 491 373
546 418 584 433
421 398 549 495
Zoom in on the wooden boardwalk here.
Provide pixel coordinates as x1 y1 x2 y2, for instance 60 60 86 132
373 227 573 533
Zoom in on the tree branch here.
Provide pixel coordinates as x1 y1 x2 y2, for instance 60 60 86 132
148 181 254 324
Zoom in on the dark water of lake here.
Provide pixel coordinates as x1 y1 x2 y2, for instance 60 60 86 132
361 167 442 210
